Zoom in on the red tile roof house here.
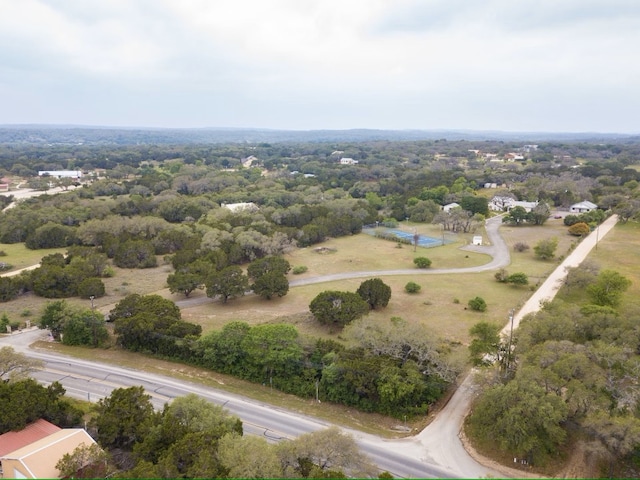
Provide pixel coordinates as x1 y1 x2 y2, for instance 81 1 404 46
0 419 97 479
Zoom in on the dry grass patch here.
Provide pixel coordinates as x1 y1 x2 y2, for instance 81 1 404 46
1 221 578 343
564 221 640 313
99 259 173 311
182 271 535 346
0 259 172 325
284 227 490 279
182 221 580 345
500 219 577 278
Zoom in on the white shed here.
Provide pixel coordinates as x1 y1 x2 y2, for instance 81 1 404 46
570 201 598 213
443 202 460 212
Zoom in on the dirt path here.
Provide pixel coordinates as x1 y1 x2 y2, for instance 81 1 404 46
0 186 72 210
505 213 618 334
423 214 619 478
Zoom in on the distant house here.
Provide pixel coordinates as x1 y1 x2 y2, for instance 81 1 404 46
221 202 258 213
241 155 258 168
489 196 538 212
443 202 460 212
504 153 524 162
0 419 98 479
570 200 598 213
489 196 516 212
37 170 82 179
512 200 539 212
339 158 359 165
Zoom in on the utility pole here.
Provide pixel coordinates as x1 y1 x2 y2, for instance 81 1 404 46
506 309 515 372
90 295 96 347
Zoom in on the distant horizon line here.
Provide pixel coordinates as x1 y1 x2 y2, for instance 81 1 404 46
1 123 638 137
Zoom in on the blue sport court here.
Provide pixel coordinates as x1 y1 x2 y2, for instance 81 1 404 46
362 227 452 248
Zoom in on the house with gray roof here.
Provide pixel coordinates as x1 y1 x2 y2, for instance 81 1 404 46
570 200 598 213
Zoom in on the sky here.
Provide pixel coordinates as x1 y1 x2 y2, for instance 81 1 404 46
1 0 639 133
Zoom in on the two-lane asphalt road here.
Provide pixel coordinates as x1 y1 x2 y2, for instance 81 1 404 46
1 213 616 478
3 330 474 478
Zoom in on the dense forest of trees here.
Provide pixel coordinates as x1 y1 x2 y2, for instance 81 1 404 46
2 135 640 476
467 263 638 476
0 138 638 306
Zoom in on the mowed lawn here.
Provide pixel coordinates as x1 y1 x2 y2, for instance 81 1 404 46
0 244 66 272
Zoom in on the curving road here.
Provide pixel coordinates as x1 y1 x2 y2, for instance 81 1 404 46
1 213 618 478
2 329 477 479
174 215 510 310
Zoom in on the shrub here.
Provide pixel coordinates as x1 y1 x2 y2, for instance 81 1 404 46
292 265 308 275
114 240 157 269
506 272 529 286
0 276 20 302
405 282 421 294
25 223 76 250
0 313 9 332
513 242 530 252
494 269 509 282
309 290 369 329
102 266 115 278
563 214 581 226
77 278 106 299
587 270 631 308
413 257 432 269
568 222 590 237
533 237 558 260
375 231 412 246
357 278 392 309
468 296 487 312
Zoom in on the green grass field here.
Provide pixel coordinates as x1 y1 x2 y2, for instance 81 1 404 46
0 244 66 271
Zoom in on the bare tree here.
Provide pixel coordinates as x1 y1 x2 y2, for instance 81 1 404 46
0 346 44 382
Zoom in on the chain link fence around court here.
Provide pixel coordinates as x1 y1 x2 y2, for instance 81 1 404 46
362 224 455 248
